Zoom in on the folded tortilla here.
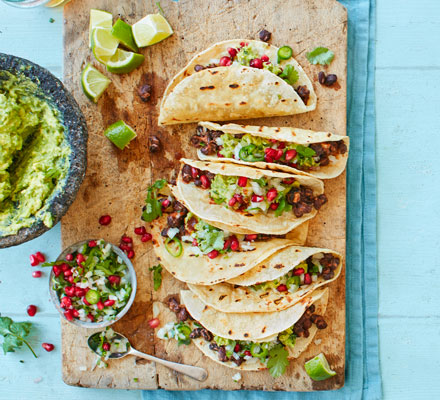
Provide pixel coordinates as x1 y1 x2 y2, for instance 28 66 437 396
188 246 342 313
159 39 316 125
177 159 325 235
196 122 349 179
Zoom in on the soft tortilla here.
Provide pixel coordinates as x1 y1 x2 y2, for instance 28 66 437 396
159 39 316 125
177 159 325 235
188 246 341 313
180 288 328 341
197 121 349 180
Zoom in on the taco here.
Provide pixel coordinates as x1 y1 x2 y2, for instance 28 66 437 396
176 159 326 235
156 289 329 376
159 40 316 125
190 122 349 179
188 247 342 312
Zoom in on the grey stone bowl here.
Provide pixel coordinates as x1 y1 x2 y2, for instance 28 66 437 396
0 53 88 248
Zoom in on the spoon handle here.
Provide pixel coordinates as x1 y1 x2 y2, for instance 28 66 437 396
129 348 208 382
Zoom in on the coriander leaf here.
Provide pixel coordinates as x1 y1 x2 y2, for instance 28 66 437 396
306 47 335 66
142 179 168 222
280 65 299 85
267 344 289 378
151 179 167 191
149 264 163 290
3 335 22 354
0 315 37 358
10 322 32 339
0 316 13 336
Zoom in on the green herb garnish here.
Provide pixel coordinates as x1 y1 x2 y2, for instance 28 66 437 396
0 315 37 358
142 179 167 222
306 47 335 66
280 64 299 85
267 344 289 378
149 264 163 290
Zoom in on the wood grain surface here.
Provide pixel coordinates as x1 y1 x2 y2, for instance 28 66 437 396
61 0 347 391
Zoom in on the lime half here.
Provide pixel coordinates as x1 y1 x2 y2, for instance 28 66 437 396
106 49 145 74
304 353 337 381
104 120 137 150
89 9 113 48
132 14 173 47
91 27 119 65
111 19 139 52
81 64 111 103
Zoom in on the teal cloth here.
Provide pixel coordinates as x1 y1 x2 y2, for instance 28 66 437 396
142 0 381 398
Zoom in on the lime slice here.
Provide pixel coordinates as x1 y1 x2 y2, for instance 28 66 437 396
106 49 145 74
91 27 119 64
132 14 173 47
89 9 112 48
104 120 137 150
304 353 337 381
81 64 111 103
111 19 139 52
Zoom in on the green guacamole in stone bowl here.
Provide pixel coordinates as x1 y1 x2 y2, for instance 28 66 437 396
0 54 87 248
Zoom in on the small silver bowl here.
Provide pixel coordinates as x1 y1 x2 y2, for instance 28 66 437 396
49 239 137 329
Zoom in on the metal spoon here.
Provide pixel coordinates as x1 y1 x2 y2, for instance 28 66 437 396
87 331 208 381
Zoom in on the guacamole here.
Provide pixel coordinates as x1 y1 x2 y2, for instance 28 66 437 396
0 71 70 236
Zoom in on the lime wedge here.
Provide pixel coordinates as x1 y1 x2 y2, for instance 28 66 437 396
111 19 139 52
89 9 112 48
132 14 173 47
91 27 119 65
304 353 337 381
104 120 137 150
106 49 145 74
81 64 111 103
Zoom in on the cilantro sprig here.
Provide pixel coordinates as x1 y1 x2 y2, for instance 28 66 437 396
280 64 299 85
0 315 37 358
149 264 163 290
142 179 167 222
306 47 335 66
267 344 289 378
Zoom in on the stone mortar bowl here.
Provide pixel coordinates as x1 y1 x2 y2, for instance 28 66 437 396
0 53 88 248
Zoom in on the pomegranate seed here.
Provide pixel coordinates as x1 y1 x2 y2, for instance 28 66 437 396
60 296 72 308
76 253 85 264
285 149 297 161
192 239 198 246
277 284 288 292
64 286 75 297
207 250 219 259
290 162 298 168
270 202 279 210
30 254 39 266
237 176 248 187
245 234 257 241
244 350 252 356
274 149 284 160
119 244 131 252
102 342 110 351
228 47 238 58
293 268 305 276
278 142 286 150
251 194 264 203
249 58 263 69
200 175 211 189
64 309 74 321
234 344 241 352
269 139 278 143
217 152 224 158
60 263 69 272
191 167 199 179
223 238 231 250
104 299 115 307
27 305 37 317
267 188 278 202
228 197 237 207
83 297 91 306
240 42 248 47
304 273 312 285
265 155 274 163
66 276 74 284
63 269 72 277
72 309 79 318
75 287 85 297
230 237 239 251
233 194 244 203
35 251 45 263
134 226 147 235
161 199 171 209
42 343 54 352
261 55 270 62
88 240 97 248
32 271 42 278
219 56 232 66
97 300 104 310
282 178 295 185
99 215 112 226
65 253 73 261
121 235 132 244
265 147 277 156
87 313 94 321
127 250 135 259
141 233 152 242
108 275 121 285
148 318 160 328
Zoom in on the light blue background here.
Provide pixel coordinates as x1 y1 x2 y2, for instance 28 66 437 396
0 1 439 399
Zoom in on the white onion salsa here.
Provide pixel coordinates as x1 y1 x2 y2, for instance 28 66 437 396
89 327 130 369
44 239 132 323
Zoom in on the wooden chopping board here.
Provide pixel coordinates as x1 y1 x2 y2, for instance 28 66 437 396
61 0 347 391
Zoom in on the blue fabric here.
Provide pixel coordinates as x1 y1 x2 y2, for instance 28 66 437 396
143 0 381 398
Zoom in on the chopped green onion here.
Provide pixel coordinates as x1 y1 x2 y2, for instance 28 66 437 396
165 237 183 257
